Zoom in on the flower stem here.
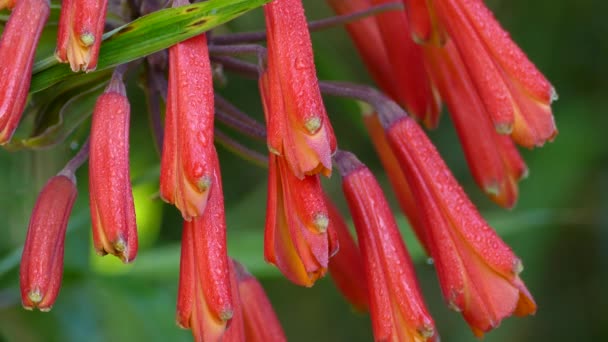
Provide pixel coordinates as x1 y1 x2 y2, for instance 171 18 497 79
214 128 268 168
59 137 90 180
215 95 267 140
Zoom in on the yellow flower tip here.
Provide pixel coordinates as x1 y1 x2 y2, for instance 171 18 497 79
304 116 322 134
79 32 95 47
66 33 92 72
495 122 513 135
313 213 329 233
196 175 212 192
27 288 43 305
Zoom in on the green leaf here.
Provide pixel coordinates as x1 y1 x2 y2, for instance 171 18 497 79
29 0 270 93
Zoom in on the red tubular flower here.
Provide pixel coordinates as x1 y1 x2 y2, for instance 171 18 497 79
325 197 369 312
405 0 557 147
383 113 536 336
160 29 215 220
176 153 233 341
424 41 527 208
56 0 109 72
89 72 138 263
20 174 77 311
264 152 337 287
336 151 436 342
232 260 287 342
263 0 336 178
0 0 50 144
363 113 428 252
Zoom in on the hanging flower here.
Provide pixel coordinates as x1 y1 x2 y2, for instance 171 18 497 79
384 113 536 336
176 151 233 341
336 150 437 342
160 27 215 220
20 174 77 311
264 152 337 287
0 0 50 144
55 0 109 72
89 70 138 263
262 0 337 178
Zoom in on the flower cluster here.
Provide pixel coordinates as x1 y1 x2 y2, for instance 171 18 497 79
1 0 556 340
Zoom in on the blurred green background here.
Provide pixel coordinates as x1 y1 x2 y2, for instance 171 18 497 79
1 0 607 341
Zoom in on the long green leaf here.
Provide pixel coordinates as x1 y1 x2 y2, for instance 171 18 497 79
29 0 270 93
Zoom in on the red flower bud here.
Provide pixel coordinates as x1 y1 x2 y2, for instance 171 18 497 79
384 114 536 336
160 31 215 220
56 0 109 72
262 0 336 178
176 151 233 341
20 174 77 311
0 0 50 144
89 73 138 263
326 197 369 312
264 153 334 287
232 260 287 342
336 151 437 342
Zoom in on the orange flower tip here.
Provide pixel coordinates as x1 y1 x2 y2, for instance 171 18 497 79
304 116 322 134
495 122 514 135
313 213 329 233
